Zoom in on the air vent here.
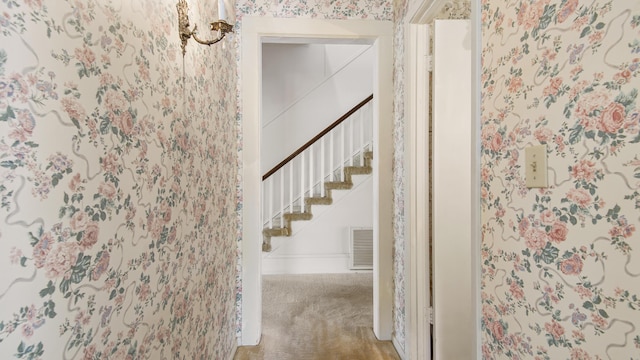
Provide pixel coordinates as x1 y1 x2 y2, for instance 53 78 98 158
349 228 373 270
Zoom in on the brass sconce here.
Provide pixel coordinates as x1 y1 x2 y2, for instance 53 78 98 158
177 0 234 56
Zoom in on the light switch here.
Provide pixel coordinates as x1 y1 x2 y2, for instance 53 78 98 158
525 145 548 188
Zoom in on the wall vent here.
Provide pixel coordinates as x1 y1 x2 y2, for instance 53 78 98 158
349 227 373 270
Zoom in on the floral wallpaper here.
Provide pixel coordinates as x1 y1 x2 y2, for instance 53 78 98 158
393 0 408 352
1 0 238 359
481 0 640 359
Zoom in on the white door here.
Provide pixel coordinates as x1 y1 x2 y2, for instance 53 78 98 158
432 19 473 360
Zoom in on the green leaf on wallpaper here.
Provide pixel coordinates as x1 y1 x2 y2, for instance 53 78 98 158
1 106 16 121
540 243 559 264
44 300 56 318
580 26 591 39
595 22 605 30
39 281 55 298
568 125 582 144
0 50 6 75
615 89 638 110
0 160 18 169
20 256 27 267
99 118 110 134
538 4 556 30
598 309 609 318
60 278 70 295
583 301 594 310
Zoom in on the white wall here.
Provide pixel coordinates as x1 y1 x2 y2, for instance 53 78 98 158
261 43 374 172
262 174 373 274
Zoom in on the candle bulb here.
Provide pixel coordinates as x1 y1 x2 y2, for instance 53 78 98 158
218 0 226 21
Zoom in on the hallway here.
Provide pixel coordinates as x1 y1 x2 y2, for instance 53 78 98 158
234 274 400 359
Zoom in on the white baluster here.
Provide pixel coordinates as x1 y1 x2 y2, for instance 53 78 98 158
289 161 293 215
320 137 325 197
330 131 334 182
341 123 345 181
349 116 354 166
300 153 305 211
280 170 284 228
309 144 314 197
359 109 364 165
268 176 273 228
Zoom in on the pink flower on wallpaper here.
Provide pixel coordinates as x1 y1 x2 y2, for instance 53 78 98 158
44 241 79 279
48 153 73 172
490 320 505 341
98 181 117 200
68 173 82 192
548 221 568 243
9 109 36 142
540 210 556 225
591 313 608 330
10 247 23 264
574 285 593 299
519 217 530 236
534 127 553 143
507 76 523 93
60 97 87 120
570 348 592 360
115 111 134 135
571 159 597 182
554 134 565 152
517 0 547 30
575 91 611 126
74 45 96 68
544 320 565 339
22 323 34 339
33 232 54 268
614 68 632 85
557 0 578 23
525 228 547 250
83 344 97 360
509 280 525 300
80 222 100 250
566 188 592 208
597 102 626 133
543 77 563 97
70 211 89 231
104 90 127 115
560 254 583 275
609 216 636 238
101 152 119 174
490 132 504 152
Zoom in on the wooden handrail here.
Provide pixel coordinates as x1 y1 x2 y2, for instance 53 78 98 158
262 94 373 181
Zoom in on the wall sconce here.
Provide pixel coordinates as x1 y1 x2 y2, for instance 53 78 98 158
177 0 234 56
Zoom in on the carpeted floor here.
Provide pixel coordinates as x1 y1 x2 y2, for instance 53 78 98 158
234 273 401 360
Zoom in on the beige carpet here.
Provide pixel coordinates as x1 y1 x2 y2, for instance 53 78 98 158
234 273 401 360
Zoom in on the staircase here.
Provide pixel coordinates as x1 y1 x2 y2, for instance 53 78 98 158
262 151 373 252
261 95 374 252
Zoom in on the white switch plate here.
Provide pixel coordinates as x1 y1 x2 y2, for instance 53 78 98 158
525 145 548 188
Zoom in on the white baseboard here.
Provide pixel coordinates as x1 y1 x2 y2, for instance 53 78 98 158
262 253 353 274
392 336 407 360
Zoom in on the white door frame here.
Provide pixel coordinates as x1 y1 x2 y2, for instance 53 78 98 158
240 17 394 346
404 0 481 359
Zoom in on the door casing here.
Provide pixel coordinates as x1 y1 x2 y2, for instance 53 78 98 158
240 16 394 346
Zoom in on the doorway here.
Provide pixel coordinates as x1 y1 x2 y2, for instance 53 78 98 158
240 17 394 346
